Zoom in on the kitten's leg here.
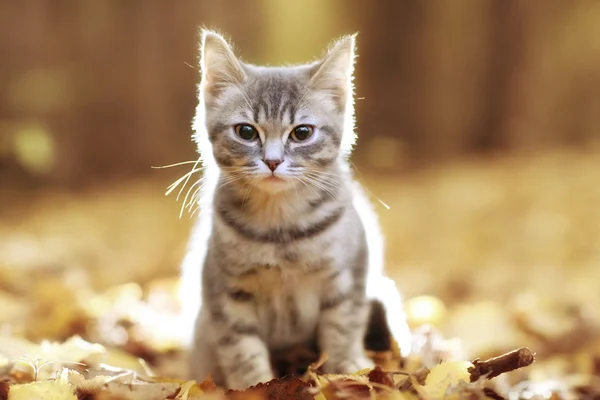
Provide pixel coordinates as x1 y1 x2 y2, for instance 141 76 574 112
207 300 274 390
189 309 224 386
318 269 374 374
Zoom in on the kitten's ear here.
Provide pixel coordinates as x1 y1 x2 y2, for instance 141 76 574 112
200 30 246 99
309 34 357 109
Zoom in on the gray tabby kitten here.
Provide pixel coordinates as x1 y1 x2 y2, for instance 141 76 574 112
180 29 412 390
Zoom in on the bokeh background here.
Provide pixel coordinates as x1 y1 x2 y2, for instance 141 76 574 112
1 0 600 379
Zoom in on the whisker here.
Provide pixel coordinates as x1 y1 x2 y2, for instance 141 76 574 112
349 160 391 210
302 168 342 177
241 177 256 208
186 180 207 211
190 202 201 219
303 170 342 185
185 188 201 215
216 175 245 191
165 167 203 196
301 173 340 199
186 181 203 209
304 171 342 183
151 160 200 169
303 170 343 184
295 176 321 199
175 157 203 201
291 179 300 202
302 176 332 194
179 178 204 219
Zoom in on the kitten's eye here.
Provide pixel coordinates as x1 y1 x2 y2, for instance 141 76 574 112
290 125 314 142
234 124 258 141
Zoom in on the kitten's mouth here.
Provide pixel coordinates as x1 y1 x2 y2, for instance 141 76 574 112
263 175 285 183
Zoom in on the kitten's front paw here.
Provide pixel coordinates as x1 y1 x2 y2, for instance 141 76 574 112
326 355 375 375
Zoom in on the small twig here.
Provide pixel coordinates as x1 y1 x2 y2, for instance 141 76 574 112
468 347 535 382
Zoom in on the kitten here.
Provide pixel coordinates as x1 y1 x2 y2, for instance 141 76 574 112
179 29 412 390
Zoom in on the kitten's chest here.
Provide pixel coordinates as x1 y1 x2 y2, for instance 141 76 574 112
237 266 324 349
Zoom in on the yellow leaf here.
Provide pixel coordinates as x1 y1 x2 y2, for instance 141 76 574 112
420 361 473 400
9 380 77 400
380 392 420 400
313 393 328 400
425 361 472 387
174 380 200 399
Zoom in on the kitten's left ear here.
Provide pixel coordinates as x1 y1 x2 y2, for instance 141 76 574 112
309 33 357 109
200 29 246 100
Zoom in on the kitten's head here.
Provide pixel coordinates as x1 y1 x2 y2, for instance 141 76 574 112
193 29 357 193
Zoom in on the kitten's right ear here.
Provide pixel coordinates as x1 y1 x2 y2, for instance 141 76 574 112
309 34 357 110
199 29 246 99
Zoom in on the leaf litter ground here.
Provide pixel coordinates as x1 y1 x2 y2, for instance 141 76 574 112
0 149 599 399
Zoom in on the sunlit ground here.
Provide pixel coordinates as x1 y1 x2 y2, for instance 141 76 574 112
0 148 599 396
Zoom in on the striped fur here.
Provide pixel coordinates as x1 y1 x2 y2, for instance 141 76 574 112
182 30 412 390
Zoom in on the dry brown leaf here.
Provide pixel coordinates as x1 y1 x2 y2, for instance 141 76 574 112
226 375 313 400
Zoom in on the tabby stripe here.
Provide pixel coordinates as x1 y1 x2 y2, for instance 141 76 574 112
293 140 328 157
215 153 234 167
227 288 254 302
229 352 262 375
328 320 353 335
231 321 259 336
221 263 280 277
217 206 345 243
282 250 299 263
321 290 351 310
218 333 239 346
308 185 339 209
225 138 254 157
217 322 259 346
315 156 337 167
286 292 299 330
208 122 228 140
321 125 341 147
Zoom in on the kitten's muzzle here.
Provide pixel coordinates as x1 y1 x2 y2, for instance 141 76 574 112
264 159 283 172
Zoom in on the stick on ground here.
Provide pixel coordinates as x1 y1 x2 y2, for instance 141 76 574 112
468 347 535 382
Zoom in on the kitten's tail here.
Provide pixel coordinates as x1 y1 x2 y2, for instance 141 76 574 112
366 276 413 358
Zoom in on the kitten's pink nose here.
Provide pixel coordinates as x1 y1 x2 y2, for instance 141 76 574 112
264 159 283 172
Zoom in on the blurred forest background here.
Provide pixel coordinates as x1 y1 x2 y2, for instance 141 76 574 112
2 0 600 186
1 0 600 370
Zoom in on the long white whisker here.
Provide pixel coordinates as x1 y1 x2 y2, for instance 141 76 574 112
303 178 339 202
216 175 245 191
304 171 342 184
189 175 244 219
291 179 300 202
302 175 331 194
303 169 341 177
295 176 321 199
241 177 256 209
303 170 343 185
179 178 204 219
151 160 200 169
165 167 203 196
348 160 391 210
175 157 202 201
304 171 342 187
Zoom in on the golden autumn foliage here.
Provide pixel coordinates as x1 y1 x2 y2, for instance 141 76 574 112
1 151 600 399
